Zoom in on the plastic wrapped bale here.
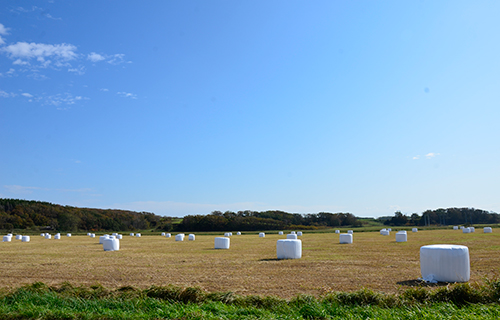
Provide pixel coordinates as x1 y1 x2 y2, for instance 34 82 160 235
112 233 118 236
388 228 392 232
229 232 233 236
276 239 302 259
463 227 471 234
103 238 120 251
67 233 71 237
396 231 407 242
259 232 265 238
236 232 241 235
335 230 340 234
3 236 11 242
453 226 458 230
188 234 195 241
109 235 116 239
460 226 464 229
166 233 171 238
55 233 61 237
41 233 45 237
278 231 283 235
117 234 123 239
380 229 390 236
339 233 353 244
136 233 141 237
287 234 298 239
130 233 134 236
484 227 492 233
347 230 353 234
87 233 91 236
214 237 230 249
175 234 185 241
22 235 30 242
470 227 475 233
161 233 166 236
420 244 470 283
99 235 110 244
412 228 418 233
297 231 303 236
90 234 96 238
45 234 51 239
15 235 22 240
224 233 231 237
291 231 296 234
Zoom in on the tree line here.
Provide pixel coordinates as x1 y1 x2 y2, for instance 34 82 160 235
381 208 499 226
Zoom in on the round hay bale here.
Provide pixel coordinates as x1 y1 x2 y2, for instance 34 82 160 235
161 233 166 236
188 234 195 241
236 232 241 235
276 239 302 259
3 235 12 242
22 235 30 242
41 233 45 237
136 233 141 237
99 235 110 244
103 238 120 251
54 234 61 240
117 234 123 239
339 233 353 244
412 228 418 232
87 233 91 236
453 226 458 230
335 230 340 234
15 235 22 240
396 231 407 242
130 233 134 236
420 244 470 282
484 227 492 233
278 231 283 235
470 227 475 233
460 226 464 229
224 233 231 237
214 237 230 249
166 233 171 238
259 232 265 238
45 234 51 239
463 227 471 234
291 231 296 234
347 230 353 234
287 234 298 239
175 234 185 241
67 233 71 237
380 229 390 236
90 234 96 238
297 231 303 236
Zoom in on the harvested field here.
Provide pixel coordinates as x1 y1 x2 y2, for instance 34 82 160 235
0 230 499 298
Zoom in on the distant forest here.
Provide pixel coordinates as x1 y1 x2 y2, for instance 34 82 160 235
1 199 498 232
381 208 500 226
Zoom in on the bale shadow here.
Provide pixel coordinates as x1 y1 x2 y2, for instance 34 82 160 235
259 258 280 261
397 279 449 287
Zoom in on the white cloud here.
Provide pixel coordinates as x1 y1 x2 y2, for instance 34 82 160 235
412 156 419 160
3 42 78 61
100 88 109 92
11 6 61 20
107 53 126 65
13 59 30 66
68 66 86 75
425 152 439 159
87 52 105 62
0 90 14 98
21 92 33 98
117 91 137 99
0 23 9 45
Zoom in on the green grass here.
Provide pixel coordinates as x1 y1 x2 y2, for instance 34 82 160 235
0 281 499 319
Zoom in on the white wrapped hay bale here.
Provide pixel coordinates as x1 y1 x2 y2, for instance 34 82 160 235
136 233 141 237
112 233 118 236
87 233 91 236
396 231 407 242
175 234 185 241
453 226 458 230
278 231 283 235
297 231 303 236
45 234 51 239
287 234 298 239
54 234 61 240
484 227 492 233
276 239 302 259
291 231 296 234
41 233 45 237
99 235 110 244
224 233 231 237
420 244 470 283
460 226 464 229
470 227 475 233
161 232 166 236
22 235 30 242
103 238 120 251
229 232 233 236
90 234 95 238
214 237 230 249
67 233 71 237
463 227 471 234
166 233 171 238
188 234 195 241
130 233 134 236
412 228 418 233
380 229 390 236
339 233 353 244
347 230 353 234
388 228 392 232
117 234 123 239
109 235 116 239
259 232 265 238
236 232 241 235
15 235 22 240
3 235 12 242
335 230 340 234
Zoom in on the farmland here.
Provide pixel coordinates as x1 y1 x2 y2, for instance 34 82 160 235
0 229 499 298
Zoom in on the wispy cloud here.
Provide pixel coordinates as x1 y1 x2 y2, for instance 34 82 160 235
68 66 86 75
4 184 93 195
87 52 105 62
117 92 137 99
100 88 109 92
11 6 62 20
412 152 440 160
21 92 33 98
0 23 9 45
412 156 419 160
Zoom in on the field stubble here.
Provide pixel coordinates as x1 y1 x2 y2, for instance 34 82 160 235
0 230 498 298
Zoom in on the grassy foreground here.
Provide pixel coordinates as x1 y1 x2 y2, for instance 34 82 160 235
1 281 499 319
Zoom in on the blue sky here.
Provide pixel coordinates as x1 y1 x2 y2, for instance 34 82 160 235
1 1 499 217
